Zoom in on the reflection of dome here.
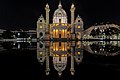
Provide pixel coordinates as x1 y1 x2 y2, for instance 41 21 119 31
54 63 67 72
53 56 67 76
54 63 67 76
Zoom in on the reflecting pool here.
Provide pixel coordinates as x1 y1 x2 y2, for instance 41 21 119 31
0 41 120 79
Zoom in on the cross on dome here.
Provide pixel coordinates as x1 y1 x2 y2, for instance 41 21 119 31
58 0 62 9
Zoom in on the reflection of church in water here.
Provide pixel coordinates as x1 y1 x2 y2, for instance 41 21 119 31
37 41 83 76
36 0 84 76
37 1 84 40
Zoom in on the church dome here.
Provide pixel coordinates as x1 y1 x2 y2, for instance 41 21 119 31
53 1 67 23
53 8 67 17
53 1 67 17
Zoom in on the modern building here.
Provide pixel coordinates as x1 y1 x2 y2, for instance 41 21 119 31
37 1 84 40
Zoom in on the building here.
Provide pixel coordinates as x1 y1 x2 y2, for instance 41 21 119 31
0 1 120 40
37 41 83 76
37 1 84 40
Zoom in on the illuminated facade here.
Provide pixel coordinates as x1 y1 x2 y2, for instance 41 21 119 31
37 1 84 40
37 41 83 76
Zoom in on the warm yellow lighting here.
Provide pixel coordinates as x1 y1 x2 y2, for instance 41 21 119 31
78 26 80 28
40 52 43 55
53 43 56 51
77 41 81 48
62 42 66 51
61 54 67 57
77 41 81 45
40 25 43 29
65 24 67 26
62 47 64 51
53 42 59 51
53 29 55 38
61 54 64 57
78 45 81 48
67 32 69 34
56 29 59 38
78 52 80 55
62 24 65 26
56 24 59 26
78 32 81 35
64 43 67 51
67 46 70 49
65 54 67 57
78 36 81 39
56 46 59 51
56 54 59 57
62 29 65 38
64 30 67 38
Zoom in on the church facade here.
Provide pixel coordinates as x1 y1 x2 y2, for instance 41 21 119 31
37 41 83 76
37 1 84 40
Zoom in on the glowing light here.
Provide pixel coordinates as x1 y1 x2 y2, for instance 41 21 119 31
77 41 81 45
53 29 56 38
78 45 81 48
56 29 59 38
78 26 80 28
61 54 64 57
65 54 67 57
40 25 43 29
62 29 65 38
53 42 59 51
65 24 67 26
40 52 43 55
62 24 64 26
53 43 56 51
78 32 81 35
56 54 59 57
78 52 80 55
61 54 67 57
56 24 59 26
56 46 59 51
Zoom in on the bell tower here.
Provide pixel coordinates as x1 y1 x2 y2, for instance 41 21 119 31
70 4 75 25
37 15 45 39
70 4 75 39
45 3 50 33
75 15 84 40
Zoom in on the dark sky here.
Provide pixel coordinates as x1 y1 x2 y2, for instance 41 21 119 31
0 0 120 30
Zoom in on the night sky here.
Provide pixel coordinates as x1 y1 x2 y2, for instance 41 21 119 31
0 0 120 30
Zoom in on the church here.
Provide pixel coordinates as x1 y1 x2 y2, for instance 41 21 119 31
36 1 84 76
37 41 83 76
37 1 84 40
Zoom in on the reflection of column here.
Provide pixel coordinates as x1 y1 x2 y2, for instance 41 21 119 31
51 30 53 39
65 30 67 38
45 48 50 75
70 47 75 75
37 42 39 49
